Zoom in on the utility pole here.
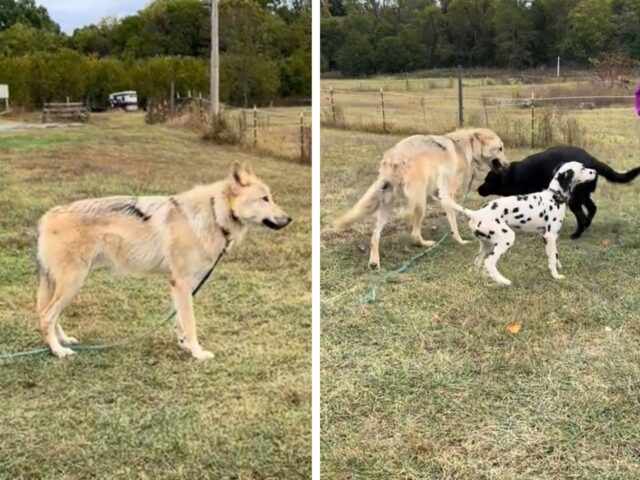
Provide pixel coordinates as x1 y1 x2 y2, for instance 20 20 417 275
210 0 220 121
557 56 560 78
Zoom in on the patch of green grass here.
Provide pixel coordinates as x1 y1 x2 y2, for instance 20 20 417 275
0 112 311 479
0 131 84 152
321 126 640 478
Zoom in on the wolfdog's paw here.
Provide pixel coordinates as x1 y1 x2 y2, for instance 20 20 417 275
415 239 436 248
52 347 76 358
61 336 79 345
552 273 565 280
192 349 214 361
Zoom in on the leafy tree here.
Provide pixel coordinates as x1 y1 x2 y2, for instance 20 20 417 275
335 33 376 76
220 53 280 105
0 22 64 56
0 0 309 106
493 0 535 68
0 0 60 32
610 0 640 58
529 0 578 65
320 16 345 71
322 0 639 75
326 0 347 16
562 0 613 63
404 4 448 68
72 20 116 57
375 36 413 73
445 0 495 66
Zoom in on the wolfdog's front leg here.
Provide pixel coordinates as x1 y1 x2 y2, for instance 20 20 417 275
170 278 213 360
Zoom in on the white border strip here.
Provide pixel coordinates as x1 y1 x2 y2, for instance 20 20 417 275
311 0 321 477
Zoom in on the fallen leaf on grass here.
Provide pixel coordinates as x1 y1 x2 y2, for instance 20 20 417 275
358 303 367 316
415 444 431 461
601 239 610 247
505 322 522 334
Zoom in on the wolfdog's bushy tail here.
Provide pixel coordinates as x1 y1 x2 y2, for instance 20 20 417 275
334 179 392 230
35 230 55 315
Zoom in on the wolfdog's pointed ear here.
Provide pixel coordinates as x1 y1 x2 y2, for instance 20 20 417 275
242 162 254 177
230 161 251 187
470 131 482 154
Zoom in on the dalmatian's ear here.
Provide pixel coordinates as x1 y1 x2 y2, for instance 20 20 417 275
557 169 575 191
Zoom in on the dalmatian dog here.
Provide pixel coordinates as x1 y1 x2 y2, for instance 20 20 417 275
439 161 597 285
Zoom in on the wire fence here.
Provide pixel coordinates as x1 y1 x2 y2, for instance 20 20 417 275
147 93 311 164
322 81 637 149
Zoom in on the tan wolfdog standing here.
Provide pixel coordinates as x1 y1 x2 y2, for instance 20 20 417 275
36 162 291 360
335 128 508 269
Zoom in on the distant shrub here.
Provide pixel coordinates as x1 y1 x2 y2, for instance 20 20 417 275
493 107 588 149
493 116 529 148
201 114 242 145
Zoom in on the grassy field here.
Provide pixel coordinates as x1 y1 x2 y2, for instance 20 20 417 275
0 112 311 479
321 94 640 476
322 77 636 146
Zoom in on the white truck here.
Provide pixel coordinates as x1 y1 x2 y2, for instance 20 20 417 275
108 91 138 111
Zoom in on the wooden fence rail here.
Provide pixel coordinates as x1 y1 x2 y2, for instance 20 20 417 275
42 102 89 123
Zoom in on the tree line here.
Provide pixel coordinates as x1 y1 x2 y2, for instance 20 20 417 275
0 0 310 107
321 0 640 76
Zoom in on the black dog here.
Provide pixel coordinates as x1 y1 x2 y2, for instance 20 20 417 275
478 146 640 238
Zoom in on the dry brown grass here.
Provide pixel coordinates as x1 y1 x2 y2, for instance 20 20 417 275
322 77 637 149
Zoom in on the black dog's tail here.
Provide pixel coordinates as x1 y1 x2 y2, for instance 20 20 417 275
593 162 640 183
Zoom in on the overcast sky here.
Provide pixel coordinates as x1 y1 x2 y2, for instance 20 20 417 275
37 1 150 34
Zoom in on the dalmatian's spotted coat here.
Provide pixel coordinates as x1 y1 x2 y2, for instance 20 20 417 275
440 161 597 285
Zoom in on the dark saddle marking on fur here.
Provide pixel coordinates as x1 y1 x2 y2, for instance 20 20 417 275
112 201 151 221
169 197 180 209
429 138 447 151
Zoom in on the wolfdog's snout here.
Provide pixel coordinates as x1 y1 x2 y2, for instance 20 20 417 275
263 216 292 230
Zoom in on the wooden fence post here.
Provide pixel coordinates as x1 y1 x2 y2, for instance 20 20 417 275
482 97 490 128
299 112 304 163
170 81 175 116
330 86 336 124
253 105 257 148
380 88 387 133
457 65 464 127
420 97 427 131
531 92 535 148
